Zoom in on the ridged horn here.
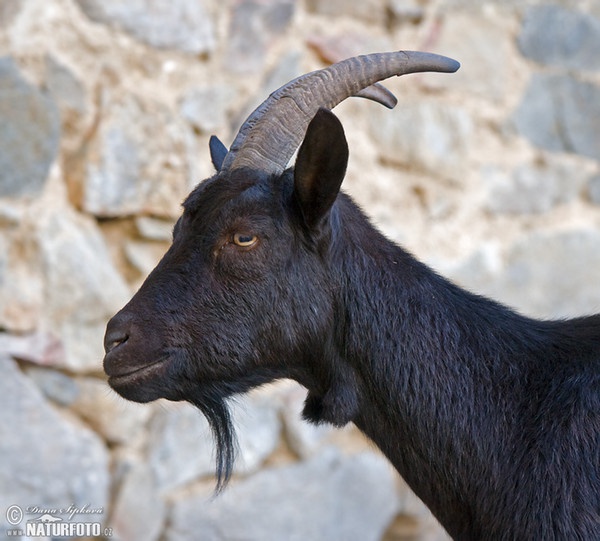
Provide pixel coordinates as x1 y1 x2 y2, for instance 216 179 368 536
220 50 460 174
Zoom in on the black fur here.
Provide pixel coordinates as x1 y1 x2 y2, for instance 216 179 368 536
104 108 600 539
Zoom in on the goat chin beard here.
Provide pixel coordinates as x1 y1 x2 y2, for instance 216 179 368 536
186 387 237 493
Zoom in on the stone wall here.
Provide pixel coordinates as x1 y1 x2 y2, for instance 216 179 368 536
1 1 599 540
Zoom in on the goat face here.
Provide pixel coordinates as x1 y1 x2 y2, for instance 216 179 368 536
104 109 348 405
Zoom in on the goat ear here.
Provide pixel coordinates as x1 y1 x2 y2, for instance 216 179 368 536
209 135 228 171
294 108 349 229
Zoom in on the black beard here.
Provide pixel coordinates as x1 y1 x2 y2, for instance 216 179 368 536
187 384 237 492
182 365 285 491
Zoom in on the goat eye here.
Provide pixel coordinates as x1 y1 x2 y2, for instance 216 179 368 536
233 233 258 248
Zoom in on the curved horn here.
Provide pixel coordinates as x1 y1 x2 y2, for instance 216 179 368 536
355 82 398 109
220 50 459 174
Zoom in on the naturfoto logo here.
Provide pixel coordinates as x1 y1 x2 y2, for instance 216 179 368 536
4 504 112 538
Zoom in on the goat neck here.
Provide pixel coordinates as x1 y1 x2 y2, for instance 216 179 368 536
325 194 600 539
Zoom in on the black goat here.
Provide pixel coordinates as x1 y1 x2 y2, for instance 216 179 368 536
103 51 600 540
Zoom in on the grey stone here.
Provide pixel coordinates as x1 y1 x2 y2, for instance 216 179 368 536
0 201 23 227
148 391 281 493
0 57 60 198
262 51 303 91
560 77 600 160
35 205 131 371
0 0 26 28
147 403 215 494
419 13 510 100
518 5 600 71
124 241 166 276
306 0 388 25
513 73 600 161
0 224 44 333
110 458 165 541
75 0 215 54
388 0 425 25
225 0 295 74
513 73 563 152
503 230 600 318
589 174 600 204
180 84 237 134
165 449 399 541
231 390 282 473
0 330 64 367
25 366 79 407
370 102 473 181
81 92 194 218
0 356 109 534
44 56 87 122
451 230 600 319
307 32 394 65
484 157 587 214
135 216 176 242
70 377 152 445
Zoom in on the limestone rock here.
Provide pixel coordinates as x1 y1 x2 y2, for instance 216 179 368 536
307 32 394 64
44 55 88 133
0 331 65 367
451 230 600 319
180 84 237 134
560 78 600 160
306 0 388 25
147 391 281 493
75 0 215 54
0 357 110 533
135 216 176 242
25 366 79 407
370 102 473 181
79 92 195 218
589 174 600 204
225 0 295 74
513 73 600 161
0 201 23 226
70 377 152 445
35 204 131 371
484 156 589 214
500 230 600 318
0 221 44 333
110 457 165 541
513 73 562 153
262 51 303 91
419 13 511 100
518 5 600 71
0 0 26 28
232 389 282 473
0 57 60 198
165 449 399 541
388 0 425 25
147 403 215 494
124 241 167 276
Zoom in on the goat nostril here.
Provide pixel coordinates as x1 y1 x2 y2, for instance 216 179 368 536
104 329 129 354
110 337 127 351
105 311 136 354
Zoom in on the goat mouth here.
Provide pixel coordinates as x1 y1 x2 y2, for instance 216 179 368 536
107 357 172 401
